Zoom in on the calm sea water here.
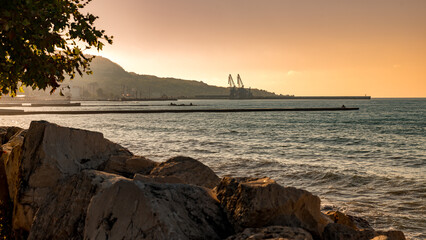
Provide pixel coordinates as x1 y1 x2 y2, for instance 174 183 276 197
1 98 425 239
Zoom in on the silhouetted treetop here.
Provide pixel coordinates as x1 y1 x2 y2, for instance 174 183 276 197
0 0 112 96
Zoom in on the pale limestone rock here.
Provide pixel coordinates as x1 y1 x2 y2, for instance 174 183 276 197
0 129 26 218
226 226 313 240
103 155 158 178
0 151 10 209
133 173 183 184
372 236 389 240
322 223 406 240
0 128 28 236
28 170 125 240
0 160 8 205
84 178 233 240
149 156 220 188
322 223 375 240
0 127 6 143
0 126 23 144
20 121 132 185
324 211 373 231
374 231 406 240
215 177 331 238
7 121 132 232
0 127 22 204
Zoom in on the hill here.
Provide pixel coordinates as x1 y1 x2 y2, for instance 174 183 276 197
67 57 277 99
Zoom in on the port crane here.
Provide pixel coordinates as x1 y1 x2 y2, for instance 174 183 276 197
229 74 244 88
228 74 236 88
237 74 244 88
228 74 237 98
228 74 252 99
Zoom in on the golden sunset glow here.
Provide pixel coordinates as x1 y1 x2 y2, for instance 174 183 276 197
84 0 426 97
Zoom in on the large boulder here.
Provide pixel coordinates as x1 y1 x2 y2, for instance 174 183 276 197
0 129 18 240
0 137 12 204
324 211 373 231
84 178 233 240
0 157 9 205
133 173 183 184
373 231 406 240
19 121 132 184
0 127 6 143
0 129 26 213
0 128 26 238
150 156 220 188
103 155 158 178
226 226 313 240
0 126 23 144
28 170 126 240
322 223 375 240
322 223 406 240
215 177 331 238
4 121 133 232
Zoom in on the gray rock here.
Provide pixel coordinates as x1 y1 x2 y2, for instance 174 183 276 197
1 128 26 201
324 211 373 231
215 177 331 238
150 156 220 188
103 155 158 178
0 129 28 231
7 121 132 232
28 170 125 240
0 157 9 205
0 138 13 238
20 121 132 185
0 128 24 239
226 226 313 240
84 178 233 240
374 231 406 240
133 173 183 184
322 223 406 240
0 126 23 144
322 223 375 240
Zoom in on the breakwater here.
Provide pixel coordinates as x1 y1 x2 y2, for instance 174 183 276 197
194 95 371 100
0 107 358 115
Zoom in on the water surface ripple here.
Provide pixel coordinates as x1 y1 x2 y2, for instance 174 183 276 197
1 98 425 239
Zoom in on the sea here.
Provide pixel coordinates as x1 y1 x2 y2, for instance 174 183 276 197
1 98 425 239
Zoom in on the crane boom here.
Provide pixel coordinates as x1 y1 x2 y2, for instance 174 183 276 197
237 74 244 88
228 74 236 88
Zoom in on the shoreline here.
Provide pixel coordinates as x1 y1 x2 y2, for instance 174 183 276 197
0 121 408 239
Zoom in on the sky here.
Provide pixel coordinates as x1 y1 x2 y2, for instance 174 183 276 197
84 0 426 97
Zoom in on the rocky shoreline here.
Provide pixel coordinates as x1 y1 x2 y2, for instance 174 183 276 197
0 121 406 240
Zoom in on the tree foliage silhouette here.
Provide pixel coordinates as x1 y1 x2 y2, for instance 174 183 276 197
0 0 112 96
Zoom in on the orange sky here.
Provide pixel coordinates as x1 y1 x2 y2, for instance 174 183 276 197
84 0 426 97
